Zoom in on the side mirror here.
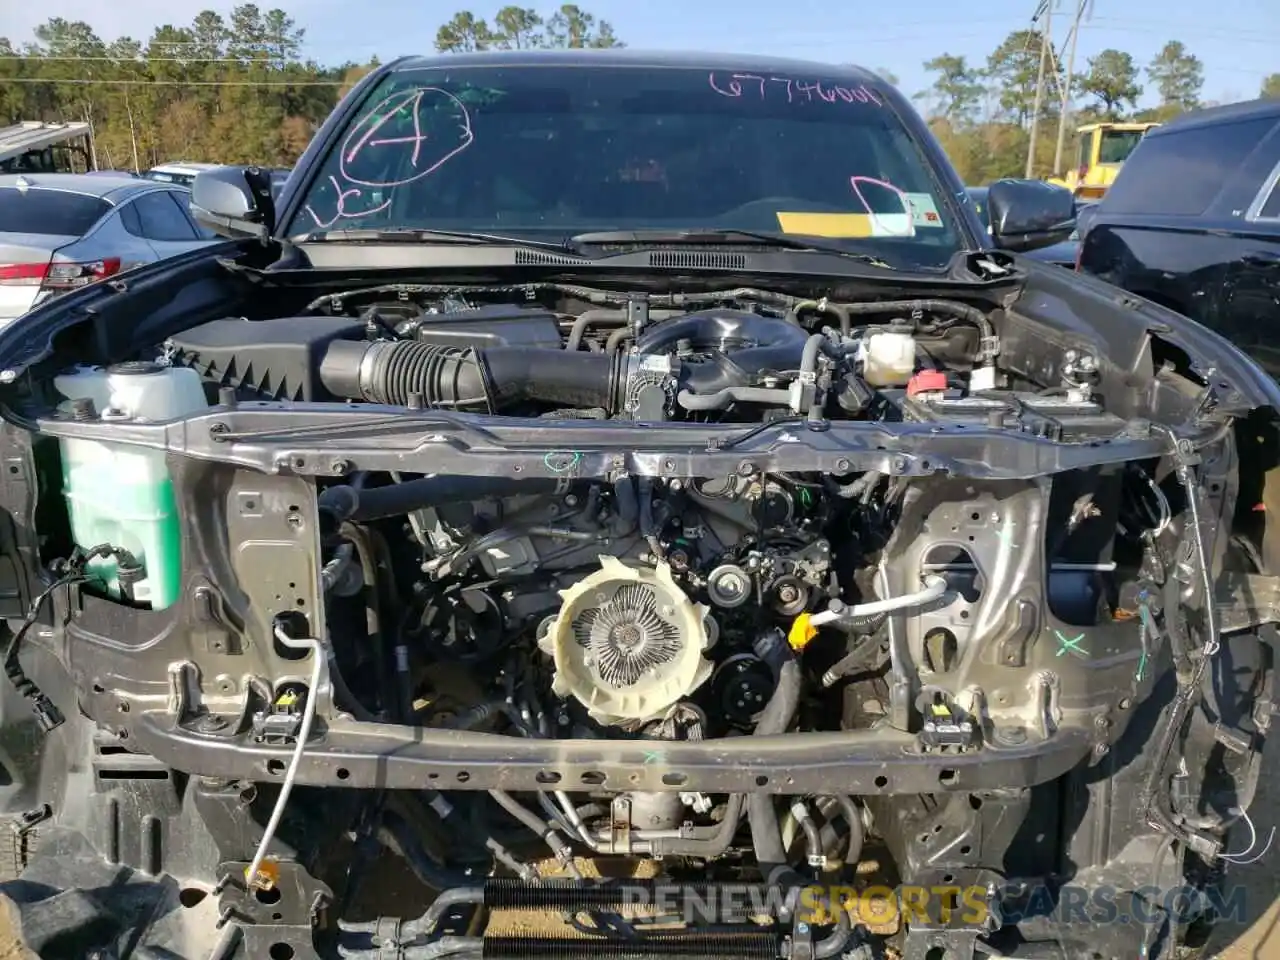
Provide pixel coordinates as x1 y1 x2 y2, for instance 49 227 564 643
986 178 1076 253
189 166 276 240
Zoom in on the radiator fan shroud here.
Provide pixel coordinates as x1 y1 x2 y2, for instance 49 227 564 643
540 556 714 724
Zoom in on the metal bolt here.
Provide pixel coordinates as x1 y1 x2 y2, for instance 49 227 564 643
330 458 350 475
835 458 851 472
664 459 677 472
738 460 755 476
197 714 228 733
777 583 800 604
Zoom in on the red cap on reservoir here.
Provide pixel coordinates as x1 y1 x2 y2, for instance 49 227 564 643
906 370 948 396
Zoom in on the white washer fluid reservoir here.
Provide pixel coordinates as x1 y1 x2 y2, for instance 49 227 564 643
52 361 209 609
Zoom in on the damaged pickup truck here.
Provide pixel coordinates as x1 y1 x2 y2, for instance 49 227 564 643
0 49 1277 960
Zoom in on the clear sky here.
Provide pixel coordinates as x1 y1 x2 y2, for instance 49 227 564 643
4 0 1277 106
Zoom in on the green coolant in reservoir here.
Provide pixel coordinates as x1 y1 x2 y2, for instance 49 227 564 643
53 362 210 611
60 466 184 608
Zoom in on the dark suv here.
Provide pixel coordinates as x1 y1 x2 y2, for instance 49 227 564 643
1078 98 1280 377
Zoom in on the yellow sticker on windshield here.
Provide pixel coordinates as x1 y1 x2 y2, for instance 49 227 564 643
775 211 916 238
776 212 875 237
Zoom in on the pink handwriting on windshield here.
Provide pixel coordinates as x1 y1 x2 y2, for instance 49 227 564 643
341 87 474 188
304 175 392 229
709 72 883 107
849 175 914 237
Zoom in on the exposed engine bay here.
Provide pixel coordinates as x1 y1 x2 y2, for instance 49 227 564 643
1 272 1278 960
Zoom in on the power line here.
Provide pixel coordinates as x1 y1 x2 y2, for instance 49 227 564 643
0 55 304 63
2 77 345 86
1054 0 1091 175
1078 22 1280 45
1026 0 1052 178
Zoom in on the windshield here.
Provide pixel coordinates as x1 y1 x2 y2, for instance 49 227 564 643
289 63 965 269
1098 129 1145 164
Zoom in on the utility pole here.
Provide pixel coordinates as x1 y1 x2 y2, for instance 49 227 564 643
1053 0 1092 175
1026 0 1053 179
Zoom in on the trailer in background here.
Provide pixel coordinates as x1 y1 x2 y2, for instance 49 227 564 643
0 121 95 175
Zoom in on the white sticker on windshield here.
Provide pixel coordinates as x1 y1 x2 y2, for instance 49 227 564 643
903 192 944 228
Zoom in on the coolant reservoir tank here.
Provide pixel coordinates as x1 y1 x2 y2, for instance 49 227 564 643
52 361 209 610
859 331 916 387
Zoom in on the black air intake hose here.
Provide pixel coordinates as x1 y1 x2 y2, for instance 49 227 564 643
321 311 815 414
320 340 624 412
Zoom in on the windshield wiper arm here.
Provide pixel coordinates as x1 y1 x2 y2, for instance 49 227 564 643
567 229 894 268
301 227 579 253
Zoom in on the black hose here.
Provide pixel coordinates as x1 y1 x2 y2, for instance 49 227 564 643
813 902 853 959
747 655 803 885
327 650 378 722
320 476 562 522
320 339 624 412
841 298 995 349
565 309 626 352
605 327 632 355
610 477 639 537
638 477 663 558
337 522 395 719
380 810 479 890
819 795 864 867
649 793 744 858
488 789 576 867
677 385 792 411
564 309 684 352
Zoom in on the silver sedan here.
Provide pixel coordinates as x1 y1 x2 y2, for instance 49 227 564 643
0 173 219 324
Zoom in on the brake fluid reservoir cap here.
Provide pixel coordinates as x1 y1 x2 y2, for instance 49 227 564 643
906 370 948 396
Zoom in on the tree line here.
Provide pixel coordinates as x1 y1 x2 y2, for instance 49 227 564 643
0 5 620 171
0 5 1274 181
920 34 1280 183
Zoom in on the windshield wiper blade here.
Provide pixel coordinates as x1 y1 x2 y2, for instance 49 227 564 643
301 227 578 253
567 228 894 268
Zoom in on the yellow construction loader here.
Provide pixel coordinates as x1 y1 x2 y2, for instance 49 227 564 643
1047 121 1160 200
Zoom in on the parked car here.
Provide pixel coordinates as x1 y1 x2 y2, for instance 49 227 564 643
967 185 1092 267
0 173 219 323
1078 98 1280 379
140 161 222 187
0 50 1276 960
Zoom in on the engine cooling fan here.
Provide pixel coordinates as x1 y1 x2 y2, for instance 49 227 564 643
541 556 714 724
